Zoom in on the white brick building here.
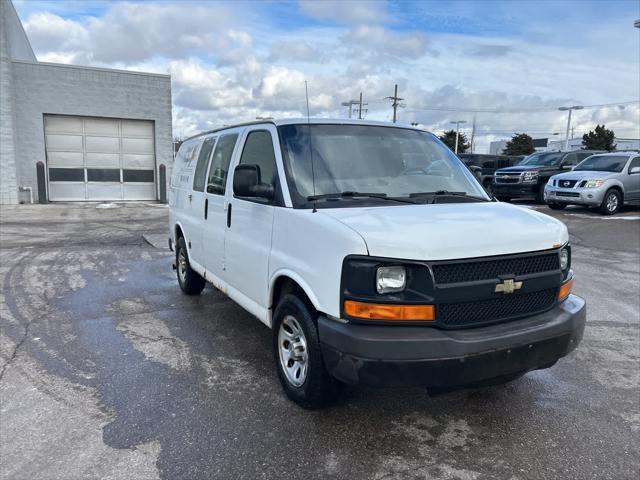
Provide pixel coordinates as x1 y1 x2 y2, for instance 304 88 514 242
0 0 172 204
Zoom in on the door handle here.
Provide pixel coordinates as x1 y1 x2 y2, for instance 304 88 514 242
188 193 192 202
204 198 208 220
227 203 232 228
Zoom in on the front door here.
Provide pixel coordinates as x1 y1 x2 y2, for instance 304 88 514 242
223 127 281 314
202 132 240 281
624 156 640 203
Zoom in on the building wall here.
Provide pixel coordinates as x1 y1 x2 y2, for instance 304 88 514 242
547 137 640 152
11 61 173 202
0 0 35 204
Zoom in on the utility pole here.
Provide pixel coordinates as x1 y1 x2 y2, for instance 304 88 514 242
341 99 362 119
386 84 404 123
354 92 368 119
470 116 476 154
558 105 583 151
450 120 467 154
571 126 575 138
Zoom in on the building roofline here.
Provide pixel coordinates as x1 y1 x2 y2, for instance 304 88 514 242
11 59 171 79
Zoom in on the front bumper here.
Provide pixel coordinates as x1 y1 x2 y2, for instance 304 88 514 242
319 294 586 388
492 182 539 198
544 186 604 206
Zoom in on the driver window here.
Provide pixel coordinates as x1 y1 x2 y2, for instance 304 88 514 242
239 130 277 187
562 153 578 166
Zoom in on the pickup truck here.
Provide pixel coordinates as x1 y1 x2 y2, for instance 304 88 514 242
493 150 603 202
458 153 523 197
169 119 585 408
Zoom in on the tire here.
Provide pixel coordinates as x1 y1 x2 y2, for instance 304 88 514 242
548 203 567 210
175 236 206 295
272 294 340 409
496 196 511 202
599 189 621 215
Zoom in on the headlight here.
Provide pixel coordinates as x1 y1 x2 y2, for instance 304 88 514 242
584 179 604 188
559 248 569 271
376 266 406 294
522 171 539 183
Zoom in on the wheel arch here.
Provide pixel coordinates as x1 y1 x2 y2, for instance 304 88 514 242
269 271 322 324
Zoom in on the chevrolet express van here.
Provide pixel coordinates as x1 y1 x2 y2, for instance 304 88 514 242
169 119 586 408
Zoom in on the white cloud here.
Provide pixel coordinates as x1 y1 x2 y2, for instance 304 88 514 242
16 1 639 151
298 0 388 24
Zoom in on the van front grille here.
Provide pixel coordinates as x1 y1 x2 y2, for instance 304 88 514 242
437 288 557 328
431 253 560 284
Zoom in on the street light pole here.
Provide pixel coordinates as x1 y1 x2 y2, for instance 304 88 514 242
558 105 584 151
450 120 467 154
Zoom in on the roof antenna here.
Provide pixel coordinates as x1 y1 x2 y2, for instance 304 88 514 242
305 80 317 213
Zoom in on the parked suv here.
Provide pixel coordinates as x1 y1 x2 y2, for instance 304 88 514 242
544 152 640 214
458 154 523 197
493 150 603 202
169 119 585 408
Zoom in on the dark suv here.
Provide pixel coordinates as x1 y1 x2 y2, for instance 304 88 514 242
493 150 603 202
458 154 523 196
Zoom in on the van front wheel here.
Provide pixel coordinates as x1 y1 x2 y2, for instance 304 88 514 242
272 294 340 409
176 237 206 295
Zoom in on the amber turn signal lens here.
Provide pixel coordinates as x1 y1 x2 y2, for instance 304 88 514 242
558 277 574 301
344 300 435 321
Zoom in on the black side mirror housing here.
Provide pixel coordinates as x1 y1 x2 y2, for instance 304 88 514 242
233 164 274 200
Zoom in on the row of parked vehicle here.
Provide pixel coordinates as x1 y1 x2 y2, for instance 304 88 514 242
459 151 640 215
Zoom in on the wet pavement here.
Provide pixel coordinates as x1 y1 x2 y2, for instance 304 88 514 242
1 202 638 480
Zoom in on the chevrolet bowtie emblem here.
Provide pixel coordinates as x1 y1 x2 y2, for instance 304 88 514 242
495 278 523 294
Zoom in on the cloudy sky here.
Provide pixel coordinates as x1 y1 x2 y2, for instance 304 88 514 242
13 0 640 152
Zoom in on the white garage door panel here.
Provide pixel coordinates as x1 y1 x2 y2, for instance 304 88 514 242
48 183 86 201
86 152 120 167
123 184 156 200
84 118 119 135
46 134 83 151
122 120 153 137
47 151 84 167
45 115 156 201
87 184 123 200
122 137 154 154
45 116 83 133
85 136 120 153
122 153 155 168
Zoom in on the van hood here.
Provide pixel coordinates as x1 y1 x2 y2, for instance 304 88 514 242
320 202 568 261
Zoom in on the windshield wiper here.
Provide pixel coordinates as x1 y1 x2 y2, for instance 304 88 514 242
306 191 415 204
408 190 488 203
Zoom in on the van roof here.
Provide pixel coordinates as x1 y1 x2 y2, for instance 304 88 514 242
182 118 424 142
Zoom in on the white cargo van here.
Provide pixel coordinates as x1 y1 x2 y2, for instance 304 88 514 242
169 119 585 408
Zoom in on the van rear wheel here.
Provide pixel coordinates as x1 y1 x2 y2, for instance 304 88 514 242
272 294 340 409
176 237 206 295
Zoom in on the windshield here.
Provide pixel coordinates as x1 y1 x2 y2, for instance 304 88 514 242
574 155 628 172
278 124 488 207
519 152 563 166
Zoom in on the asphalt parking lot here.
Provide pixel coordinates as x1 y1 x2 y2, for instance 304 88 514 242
1 202 638 480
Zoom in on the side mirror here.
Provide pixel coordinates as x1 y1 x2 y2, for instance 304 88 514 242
233 164 274 200
561 164 573 170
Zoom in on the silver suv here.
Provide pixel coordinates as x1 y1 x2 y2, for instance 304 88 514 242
544 152 640 215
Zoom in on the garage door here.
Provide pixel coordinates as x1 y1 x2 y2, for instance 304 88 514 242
44 115 156 201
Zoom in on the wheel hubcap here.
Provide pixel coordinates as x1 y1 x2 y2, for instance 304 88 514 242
606 194 618 212
178 249 188 283
278 315 308 387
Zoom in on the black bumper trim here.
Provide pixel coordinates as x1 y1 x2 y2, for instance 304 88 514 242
318 294 586 387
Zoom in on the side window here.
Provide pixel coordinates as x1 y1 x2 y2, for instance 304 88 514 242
239 130 277 187
193 136 216 192
207 133 239 194
562 153 578 166
629 157 640 173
